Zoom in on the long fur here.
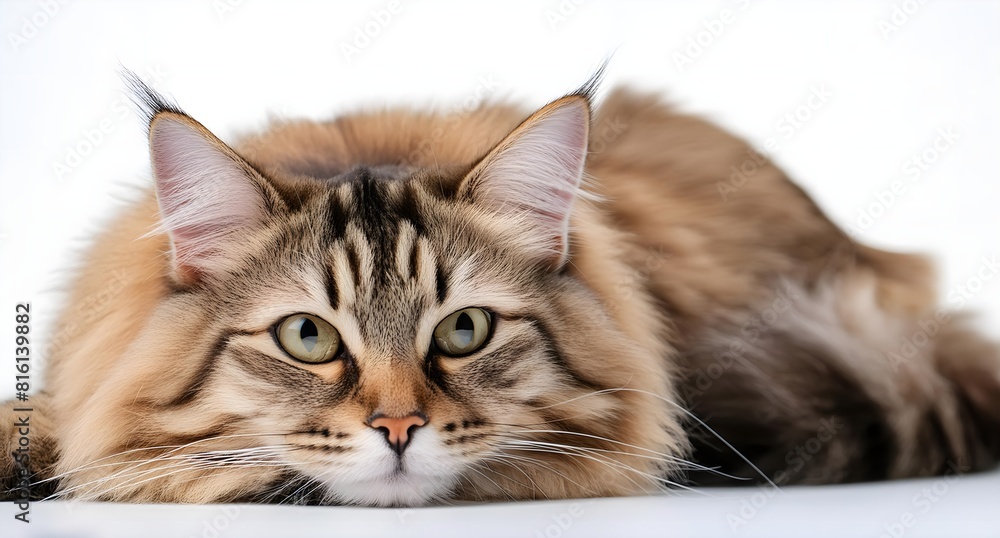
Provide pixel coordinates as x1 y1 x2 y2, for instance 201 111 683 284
2 81 998 505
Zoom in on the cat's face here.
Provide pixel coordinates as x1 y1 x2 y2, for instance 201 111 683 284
151 169 621 506
55 86 684 505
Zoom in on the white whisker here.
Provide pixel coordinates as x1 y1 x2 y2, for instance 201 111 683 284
518 386 777 489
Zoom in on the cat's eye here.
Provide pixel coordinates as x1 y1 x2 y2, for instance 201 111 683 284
275 314 341 364
433 308 492 356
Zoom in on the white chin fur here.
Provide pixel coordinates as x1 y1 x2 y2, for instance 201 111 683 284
313 427 463 506
328 472 458 507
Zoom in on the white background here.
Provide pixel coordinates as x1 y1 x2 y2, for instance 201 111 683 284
0 1 997 536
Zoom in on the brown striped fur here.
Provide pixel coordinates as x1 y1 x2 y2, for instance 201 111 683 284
2 83 998 505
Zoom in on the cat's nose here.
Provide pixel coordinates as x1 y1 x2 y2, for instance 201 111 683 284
368 412 427 456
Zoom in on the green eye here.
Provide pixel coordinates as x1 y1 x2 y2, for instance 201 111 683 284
433 308 492 356
275 314 341 364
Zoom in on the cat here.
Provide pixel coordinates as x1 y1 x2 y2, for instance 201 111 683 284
2 71 998 506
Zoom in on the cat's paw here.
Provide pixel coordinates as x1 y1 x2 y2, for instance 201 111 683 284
0 391 59 501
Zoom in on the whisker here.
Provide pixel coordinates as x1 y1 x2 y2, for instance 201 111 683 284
497 427 741 479
477 452 585 500
47 446 294 501
513 386 777 489
67 456 293 502
502 443 656 495
291 467 341 506
491 452 599 497
483 453 544 486
464 466 518 503
502 441 709 496
605 387 778 489
56 445 291 495
472 459 532 491
38 432 294 485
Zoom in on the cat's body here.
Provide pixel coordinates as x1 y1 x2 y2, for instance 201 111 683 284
2 81 998 505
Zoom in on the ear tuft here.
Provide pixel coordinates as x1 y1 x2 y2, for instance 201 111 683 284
120 67 185 132
569 57 609 104
459 95 591 268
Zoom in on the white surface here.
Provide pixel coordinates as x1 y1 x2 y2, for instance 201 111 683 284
7 470 1000 538
0 0 998 536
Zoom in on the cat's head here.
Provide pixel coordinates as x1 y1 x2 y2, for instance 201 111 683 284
55 78 685 505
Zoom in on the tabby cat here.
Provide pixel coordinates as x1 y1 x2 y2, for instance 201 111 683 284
2 73 998 506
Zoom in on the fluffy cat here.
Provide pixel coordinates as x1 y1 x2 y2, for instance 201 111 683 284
2 73 998 506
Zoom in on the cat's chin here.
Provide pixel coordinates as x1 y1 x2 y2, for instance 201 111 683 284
322 472 459 507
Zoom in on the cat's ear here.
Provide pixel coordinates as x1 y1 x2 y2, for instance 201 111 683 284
458 95 590 268
148 112 281 284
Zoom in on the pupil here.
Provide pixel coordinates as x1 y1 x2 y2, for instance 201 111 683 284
456 312 474 332
454 312 474 347
300 319 318 352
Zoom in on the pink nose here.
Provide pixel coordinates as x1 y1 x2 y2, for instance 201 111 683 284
369 413 427 455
